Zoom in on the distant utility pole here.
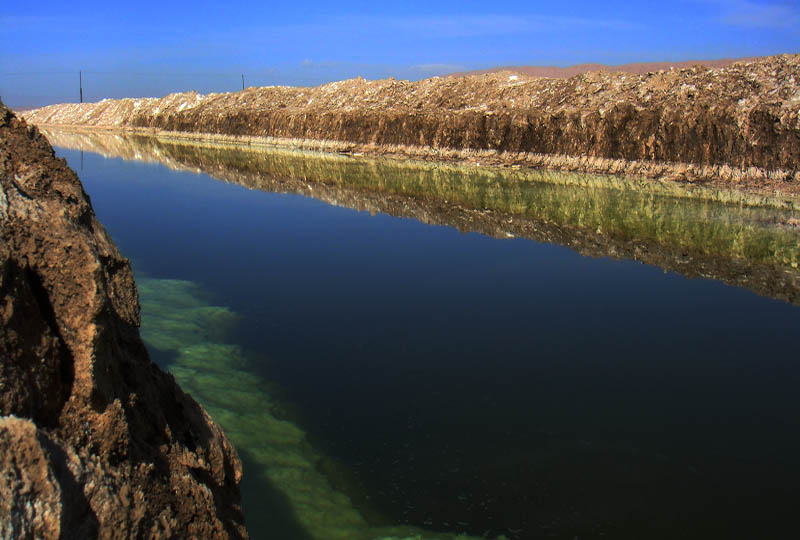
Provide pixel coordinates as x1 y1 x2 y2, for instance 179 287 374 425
241 74 245 91
79 71 83 103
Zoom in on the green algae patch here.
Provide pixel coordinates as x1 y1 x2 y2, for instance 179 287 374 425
137 275 487 540
138 278 238 354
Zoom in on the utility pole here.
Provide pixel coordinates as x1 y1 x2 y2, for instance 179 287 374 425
79 71 83 103
241 74 245 91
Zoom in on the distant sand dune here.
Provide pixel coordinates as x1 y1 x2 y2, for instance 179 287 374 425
454 57 756 78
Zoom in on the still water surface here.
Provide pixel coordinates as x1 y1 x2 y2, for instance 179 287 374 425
54 139 800 540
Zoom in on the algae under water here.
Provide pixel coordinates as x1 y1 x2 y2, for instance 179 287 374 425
53 139 800 540
138 276 479 540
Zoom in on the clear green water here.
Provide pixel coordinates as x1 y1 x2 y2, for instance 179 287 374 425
53 133 800 540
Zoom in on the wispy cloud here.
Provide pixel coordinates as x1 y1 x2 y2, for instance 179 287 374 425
235 12 643 45
297 59 381 71
409 63 465 75
700 0 800 29
295 59 461 76
369 13 643 37
0 15 61 27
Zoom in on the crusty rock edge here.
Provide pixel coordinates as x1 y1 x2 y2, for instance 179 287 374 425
0 100 248 538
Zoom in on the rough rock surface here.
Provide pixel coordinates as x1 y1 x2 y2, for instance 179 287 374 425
21 54 800 188
0 101 247 538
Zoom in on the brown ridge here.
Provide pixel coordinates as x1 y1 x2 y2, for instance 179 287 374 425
452 57 757 78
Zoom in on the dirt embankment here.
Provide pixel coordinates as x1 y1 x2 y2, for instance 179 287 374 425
0 102 247 538
22 55 800 192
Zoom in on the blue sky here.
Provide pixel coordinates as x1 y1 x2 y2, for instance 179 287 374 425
2 0 798 109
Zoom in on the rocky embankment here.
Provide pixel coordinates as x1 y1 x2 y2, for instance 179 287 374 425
0 103 247 537
22 54 800 192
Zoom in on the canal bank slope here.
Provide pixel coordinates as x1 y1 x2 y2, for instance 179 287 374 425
0 102 247 537
21 54 800 196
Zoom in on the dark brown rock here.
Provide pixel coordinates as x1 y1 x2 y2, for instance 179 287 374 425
0 101 247 538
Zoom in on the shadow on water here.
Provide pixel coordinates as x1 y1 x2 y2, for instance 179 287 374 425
146 347 179 370
238 450 313 540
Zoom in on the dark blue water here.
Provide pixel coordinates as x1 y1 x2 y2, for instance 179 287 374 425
58 146 800 540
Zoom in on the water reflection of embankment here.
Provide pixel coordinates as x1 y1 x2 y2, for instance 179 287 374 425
44 128 800 306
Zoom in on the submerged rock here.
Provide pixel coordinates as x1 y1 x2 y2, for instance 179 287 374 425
0 101 247 538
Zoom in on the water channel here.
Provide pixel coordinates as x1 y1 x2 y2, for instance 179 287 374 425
50 130 800 540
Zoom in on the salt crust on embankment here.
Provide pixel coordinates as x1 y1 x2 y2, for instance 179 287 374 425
21 54 800 196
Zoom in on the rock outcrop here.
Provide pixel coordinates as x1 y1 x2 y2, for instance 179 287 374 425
21 54 800 189
0 101 247 537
